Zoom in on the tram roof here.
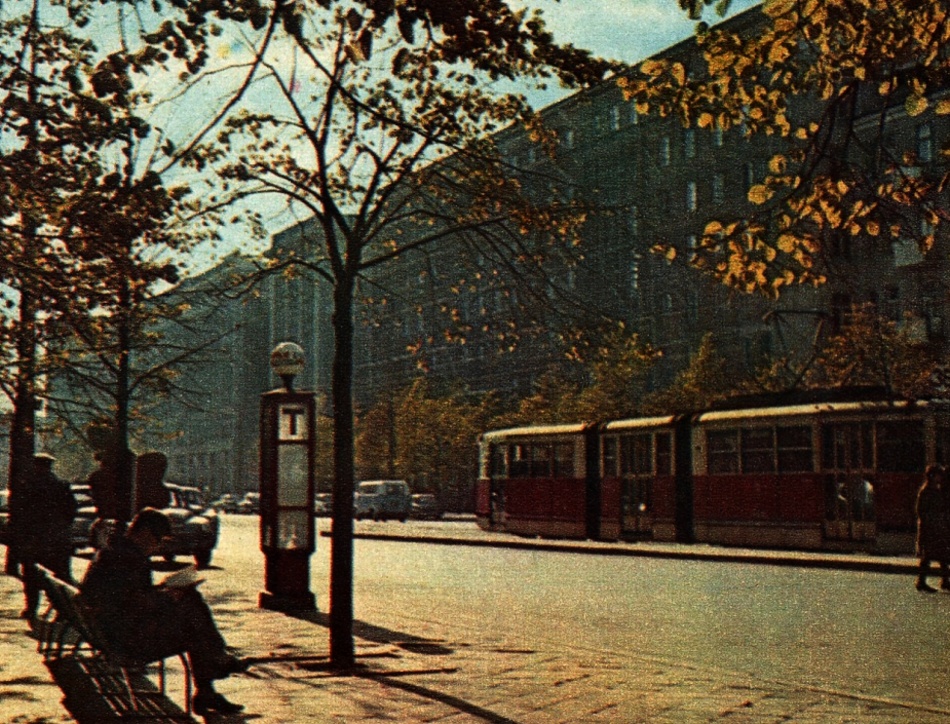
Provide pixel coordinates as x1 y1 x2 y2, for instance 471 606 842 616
601 416 679 431
479 422 595 441
696 398 948 423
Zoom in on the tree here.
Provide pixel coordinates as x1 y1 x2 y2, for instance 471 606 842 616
191 0 614 667
622 0 950 295
643 332 735 414
802 303 942 398
0 0 185 521
356 380 489 508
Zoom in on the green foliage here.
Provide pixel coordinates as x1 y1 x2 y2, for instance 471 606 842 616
642 333 735 414
355 380 494 498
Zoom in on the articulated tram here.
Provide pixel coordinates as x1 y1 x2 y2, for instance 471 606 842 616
476 398 950 553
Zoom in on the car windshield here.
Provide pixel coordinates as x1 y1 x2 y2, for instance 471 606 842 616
359 484 382 495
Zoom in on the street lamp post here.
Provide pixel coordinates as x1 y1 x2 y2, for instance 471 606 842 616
258 342 317 612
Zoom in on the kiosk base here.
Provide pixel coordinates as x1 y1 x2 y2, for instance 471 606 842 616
259 590 317 612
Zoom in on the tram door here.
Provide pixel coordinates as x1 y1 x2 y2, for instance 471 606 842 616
610 432 662 538
488 444 507 527
821 422 876 542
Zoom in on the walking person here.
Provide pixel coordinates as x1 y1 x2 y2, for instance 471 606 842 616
78 508 251 715
915 464 950 592
10 453 77 618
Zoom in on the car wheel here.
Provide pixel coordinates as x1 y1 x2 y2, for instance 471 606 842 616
195 549 213 568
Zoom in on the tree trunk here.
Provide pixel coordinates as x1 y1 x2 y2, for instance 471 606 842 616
329 273 356 669
114 275 135 523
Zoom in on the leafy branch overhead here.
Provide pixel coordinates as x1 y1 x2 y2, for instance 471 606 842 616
621 0 950 295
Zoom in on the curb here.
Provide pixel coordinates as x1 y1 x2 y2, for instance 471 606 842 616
322 530 921 577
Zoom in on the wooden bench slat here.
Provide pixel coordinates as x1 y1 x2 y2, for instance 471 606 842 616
34 564 193 716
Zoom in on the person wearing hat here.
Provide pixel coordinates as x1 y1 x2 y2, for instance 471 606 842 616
915 463 950 592
10 452 77 618
79 508 251 715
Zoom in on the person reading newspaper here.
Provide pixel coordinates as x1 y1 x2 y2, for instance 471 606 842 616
79 508 251 715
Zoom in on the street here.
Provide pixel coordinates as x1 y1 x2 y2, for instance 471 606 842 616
172 515 950 717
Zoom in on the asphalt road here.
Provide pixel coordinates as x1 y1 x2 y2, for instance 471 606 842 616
210 514 950 715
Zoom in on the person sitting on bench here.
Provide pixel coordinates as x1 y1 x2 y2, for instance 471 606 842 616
79 508 250 715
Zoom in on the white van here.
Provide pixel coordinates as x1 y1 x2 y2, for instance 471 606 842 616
354 480 411 521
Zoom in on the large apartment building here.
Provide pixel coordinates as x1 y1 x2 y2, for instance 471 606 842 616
51 5 947 494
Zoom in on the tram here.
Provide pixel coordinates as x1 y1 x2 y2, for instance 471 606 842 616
475 397 950 553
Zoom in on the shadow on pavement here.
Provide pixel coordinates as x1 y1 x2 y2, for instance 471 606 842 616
284 608 455 655
45 656 198 722
358 670 521 724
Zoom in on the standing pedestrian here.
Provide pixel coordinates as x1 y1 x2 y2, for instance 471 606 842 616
10 453 77 617
915 464 950 592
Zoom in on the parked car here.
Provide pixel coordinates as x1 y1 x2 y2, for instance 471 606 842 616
90 483 219 568
410 493 443 520
70 484 99 551
236 491 260 515
315 493 332 517
354 480 411 522
211 493 241 514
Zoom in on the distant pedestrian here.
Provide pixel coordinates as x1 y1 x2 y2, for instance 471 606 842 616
10 453 77 617
86 444 134 526
915 464 950 592
134 451 171 512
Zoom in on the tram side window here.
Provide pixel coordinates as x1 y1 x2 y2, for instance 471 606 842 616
529 444 552 477
490 445 508 478
876 421 925 472
510 444 530 478
821 423 873 471
510 443 554 477
741 428 775 473
553 443 575 477
776 426 813 472
621 434 653 475
707 430 739 474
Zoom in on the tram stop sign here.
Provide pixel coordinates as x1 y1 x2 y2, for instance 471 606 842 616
259 343 317 612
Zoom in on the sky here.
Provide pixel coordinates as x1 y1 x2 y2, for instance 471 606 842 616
164 0 760 272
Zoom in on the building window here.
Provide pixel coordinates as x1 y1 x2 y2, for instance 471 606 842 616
712 173 725 205
629 103 639 125
687 234 698 250
687 290 699 320
686 181 698 212
629 205 639 237
527 146 537 164
713 125 724 148
611 105 621 131
684 129 695 159
562 128 575 150
660 136 671 166
918 123 933 163
745 162 756 190
630 257 640 292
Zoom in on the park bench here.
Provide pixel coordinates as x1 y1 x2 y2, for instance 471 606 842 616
33 564 193 716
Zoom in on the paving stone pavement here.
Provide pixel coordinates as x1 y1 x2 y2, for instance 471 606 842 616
2 544 950 723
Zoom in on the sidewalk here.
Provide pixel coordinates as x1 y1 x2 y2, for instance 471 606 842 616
1 536 948 723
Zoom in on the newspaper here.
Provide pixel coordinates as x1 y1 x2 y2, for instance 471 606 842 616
159 564 205 588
